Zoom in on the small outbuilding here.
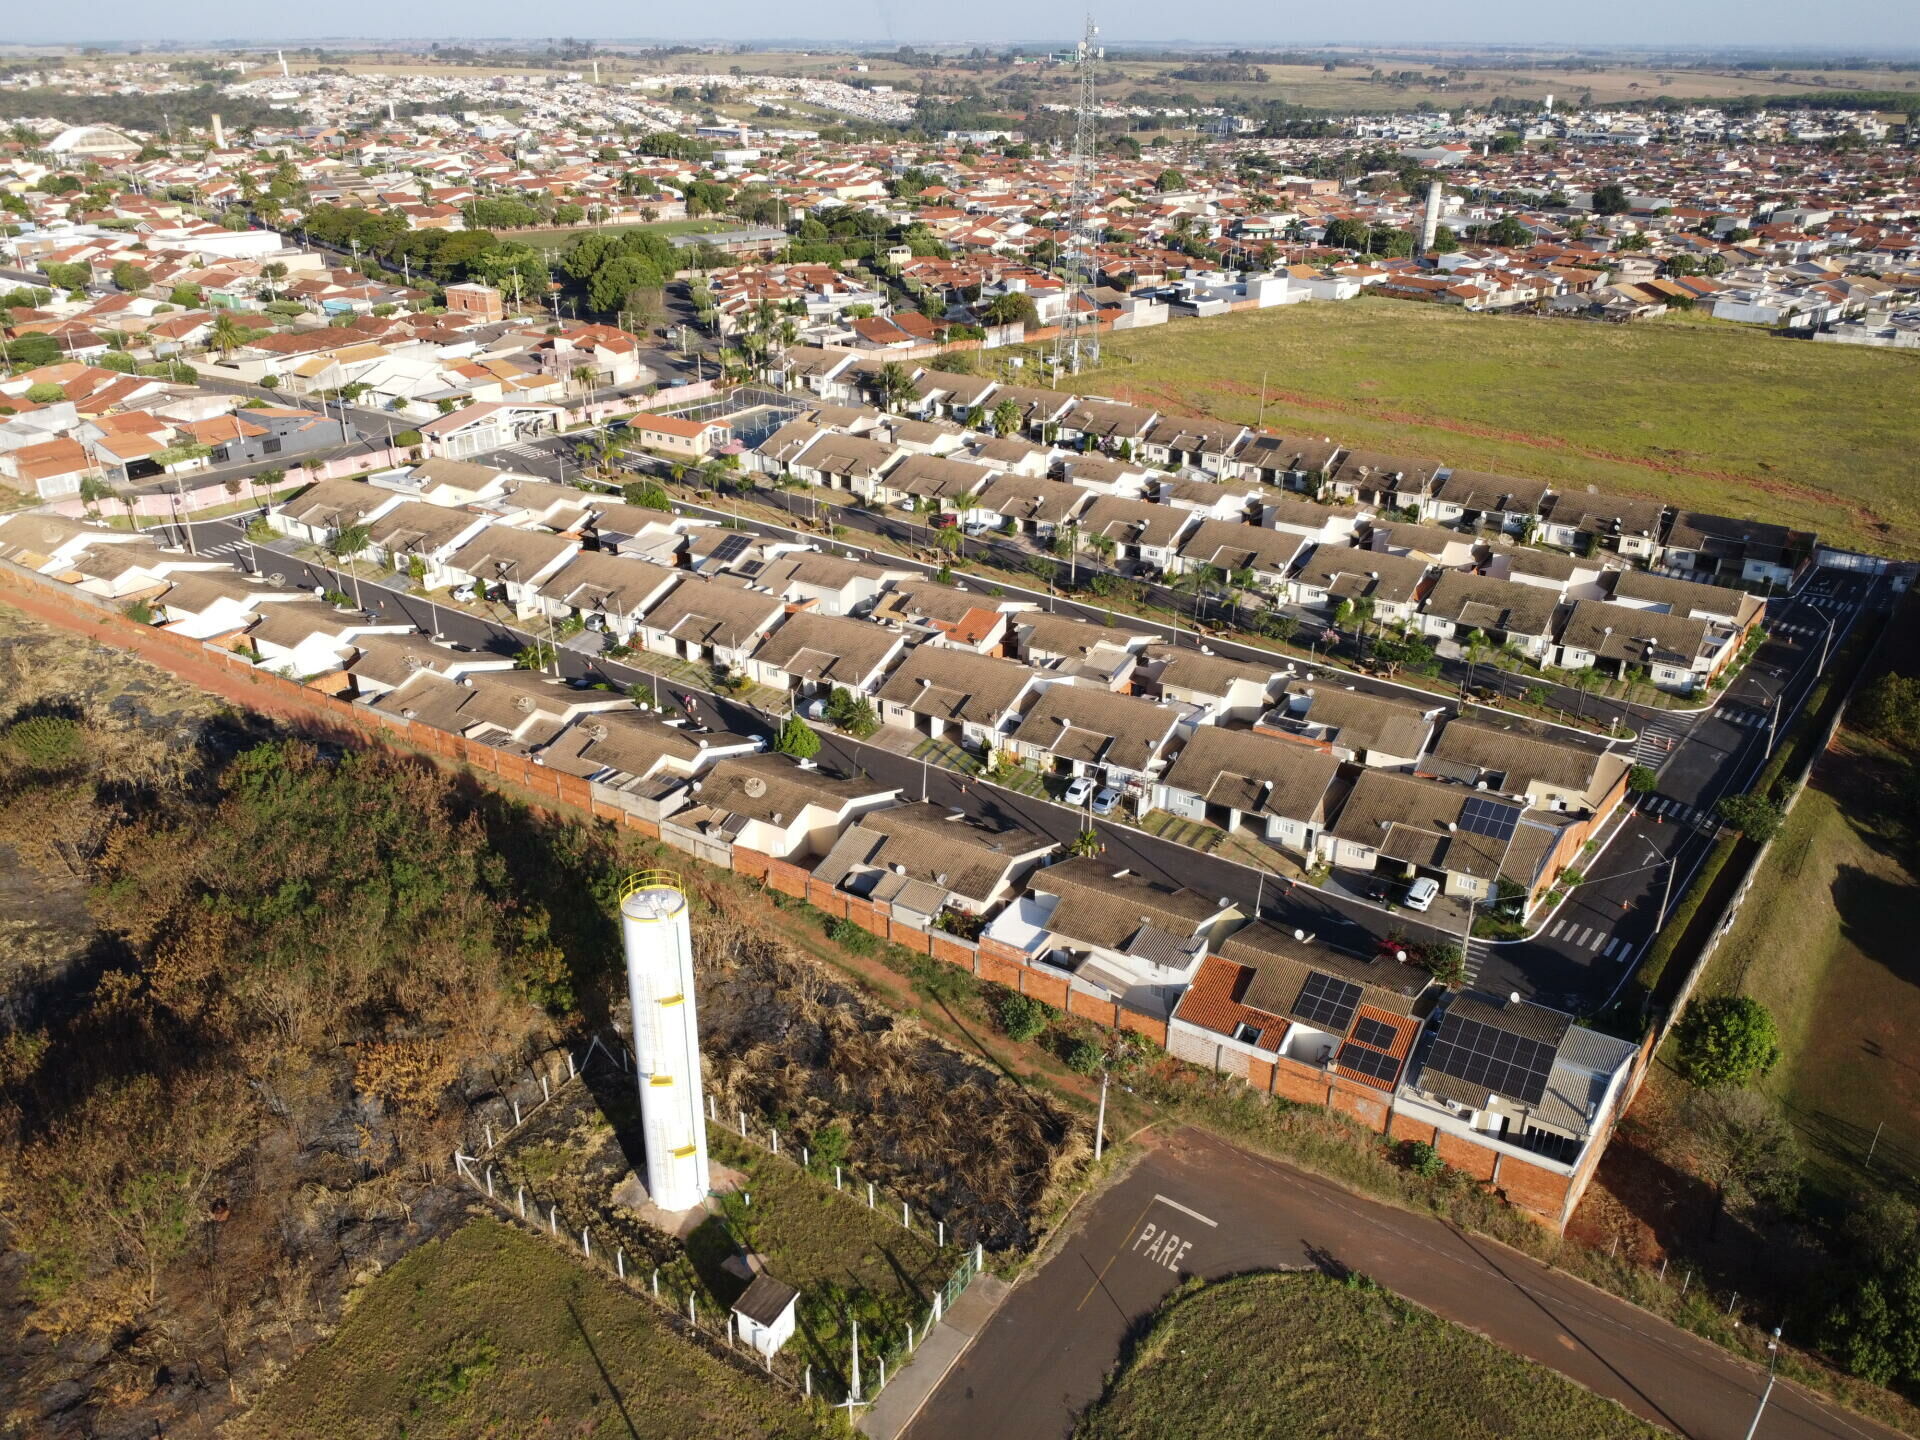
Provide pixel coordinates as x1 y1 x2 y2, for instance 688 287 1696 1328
731 1271 800 1358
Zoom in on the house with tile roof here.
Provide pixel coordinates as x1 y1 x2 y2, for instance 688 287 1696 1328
812 803 1056 919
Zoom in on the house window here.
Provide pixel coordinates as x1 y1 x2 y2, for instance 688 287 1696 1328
1233 1022 1264 1046
263 438 282 454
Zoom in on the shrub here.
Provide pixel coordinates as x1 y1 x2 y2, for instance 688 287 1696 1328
1400 1140 1446 1179
807 1120 851 1174
1063 1039 1103 1076
0 715 86 771
1675 995 1779 1087
1854 673 1920 749
827 918 876 955
1627 764 1658 793
996 992 1052 1044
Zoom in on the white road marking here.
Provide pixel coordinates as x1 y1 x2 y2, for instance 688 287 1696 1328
1588 930 1607 952
1572 927 1592 947
1549 919 1566 939
1152 1194 1218 1228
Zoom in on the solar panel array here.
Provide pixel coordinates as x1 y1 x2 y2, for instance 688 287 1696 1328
1425 1015 1556 1105
710 532 754 564
1459 796 1522 842
1352 1016 1397 1050
1337 1043 1399 1083
1294 972 1362 1032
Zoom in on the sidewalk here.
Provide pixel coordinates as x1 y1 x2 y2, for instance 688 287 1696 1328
858 1274 1011 1440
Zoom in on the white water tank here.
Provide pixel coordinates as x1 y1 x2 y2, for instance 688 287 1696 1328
619 871 709 1212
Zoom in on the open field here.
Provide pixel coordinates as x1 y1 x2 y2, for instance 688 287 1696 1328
236 1216 830 1440
1060 300 1920 556
1072 1271 1667 1440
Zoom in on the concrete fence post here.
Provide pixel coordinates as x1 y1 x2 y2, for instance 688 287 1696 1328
582 1227 591 1258
771 1127 779 1155
484 1123 494 1150
513 1098 522 1126
867 1182 875 1209
617 1249 625 1280
549 1205 558 1236
937 1220 945 1247
485 1167 494 1199
739 1109 747 1136
879 1358 886 1391
688 1292 696 1325
709 1093 717 1121
901 1202 909 1230
568 1051 576 1080
834 1165 842 1190
517 1186 525 1218
804 1364 811 1397
652 1269 660 1298
540 1075 550 1102
933 1291 943 1325
802 1146 810 1168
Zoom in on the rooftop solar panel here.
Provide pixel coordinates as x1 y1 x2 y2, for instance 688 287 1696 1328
1337 1043 1400 1083
1424 1014 1555 1106
1294 971 1362 1032
1459 795 1522 842
1352 1016 1397 1051
710 532 754 564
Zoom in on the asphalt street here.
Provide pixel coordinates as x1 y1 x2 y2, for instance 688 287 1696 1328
184 507 1884 1015
904 1128 1907 1440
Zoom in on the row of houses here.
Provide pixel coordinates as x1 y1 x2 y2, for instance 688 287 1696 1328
737 386 1774 695
0 495 1646 1232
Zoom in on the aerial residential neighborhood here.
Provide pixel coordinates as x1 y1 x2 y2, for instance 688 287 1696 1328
2 21 1917 1440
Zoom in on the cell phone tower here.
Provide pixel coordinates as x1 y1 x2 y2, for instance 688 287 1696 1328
618 871 709 1212
1052 13 1103 379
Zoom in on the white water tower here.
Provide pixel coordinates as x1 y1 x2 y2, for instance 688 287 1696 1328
619 871 709 1212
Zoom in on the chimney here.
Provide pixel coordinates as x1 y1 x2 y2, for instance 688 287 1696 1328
210 113 225 149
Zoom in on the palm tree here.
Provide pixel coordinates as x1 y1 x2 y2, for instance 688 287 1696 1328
570 364 595 398
876 360 917 414
1461 630 1495 698
208 312 245 356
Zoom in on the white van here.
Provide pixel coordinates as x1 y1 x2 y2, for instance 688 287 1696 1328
1405 876 1440 912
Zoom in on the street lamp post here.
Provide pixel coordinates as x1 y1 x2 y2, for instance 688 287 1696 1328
1742 1327 1784 1440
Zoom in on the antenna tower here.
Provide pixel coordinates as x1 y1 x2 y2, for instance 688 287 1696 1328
1052 14 1102 378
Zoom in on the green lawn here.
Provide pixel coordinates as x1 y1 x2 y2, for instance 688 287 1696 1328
236 1217 830 1440
1693 750 1920 1197
1073 1271 1666 1440
1066 300 1920 557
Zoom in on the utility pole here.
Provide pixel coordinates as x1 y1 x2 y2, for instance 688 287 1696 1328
1094 1068 1108 1161
1051 12 1103 379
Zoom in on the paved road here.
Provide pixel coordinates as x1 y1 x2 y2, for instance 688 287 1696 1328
907 1128 1907 1440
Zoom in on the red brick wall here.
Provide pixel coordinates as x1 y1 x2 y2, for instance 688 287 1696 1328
1116 1007 1169 1048
1497 1154 1574 1219
1270 1059 1332 1108
1387 1113 1440 1147
765 860 810 899
1328 1081 1390 1134
977 950 1022 988
929 933 976 970
1066 988 1112 1025
1434 1130 1500 1182
731 848 774 883
1021 969 1069 1009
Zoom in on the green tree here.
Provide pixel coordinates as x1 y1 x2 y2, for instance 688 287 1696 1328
1675 995 1780 1088
996 992 1052 1044
110 260 152 292
981 292 1038 329
1155 168 1186 193
25 381 65 403
1592 182 1631 215
327 524 371 560
1716 792 1786 842
774 714 821 760
208 312 245 355
622 480 673 510
990 397 1022 437
1626 764 1658 794
513 641 556 671
1854 673 1920 749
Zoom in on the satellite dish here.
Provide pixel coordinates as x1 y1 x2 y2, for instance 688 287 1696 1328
267 572 286 586
586 721 609 741
743 775 768 798
514 694 536 712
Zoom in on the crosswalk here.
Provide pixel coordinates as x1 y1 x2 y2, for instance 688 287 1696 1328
498 443 551 462
1717 704 1774 731
1462 935 1490 986
1630 711 1690 768
1544 916 1637 961
1640 793 1717 829
204 540 249 557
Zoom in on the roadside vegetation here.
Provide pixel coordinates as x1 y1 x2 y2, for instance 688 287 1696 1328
1073 1270 1665 1440
1578 587 1920 1399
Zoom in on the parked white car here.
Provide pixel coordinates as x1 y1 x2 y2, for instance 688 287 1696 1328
1062 776 1095 807
1405 876 1440 912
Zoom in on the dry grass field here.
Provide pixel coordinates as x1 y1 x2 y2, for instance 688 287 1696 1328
1058 299 1920 557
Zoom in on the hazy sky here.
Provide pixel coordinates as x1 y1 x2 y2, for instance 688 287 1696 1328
18 0 1919 50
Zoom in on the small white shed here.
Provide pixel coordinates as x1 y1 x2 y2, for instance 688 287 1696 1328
731 1272 800 1359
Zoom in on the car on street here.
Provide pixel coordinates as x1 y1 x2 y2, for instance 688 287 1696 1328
1062 776 1095 807
1405 876 1441 912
